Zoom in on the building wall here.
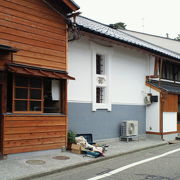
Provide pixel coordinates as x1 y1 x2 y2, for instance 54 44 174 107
163 112 177 133
163 94 178 133
68 38 152 140
3 114 67 154
68 103 146 140
0 0 67 71
0 0 69 154
145 88 160 133
121 30 180 54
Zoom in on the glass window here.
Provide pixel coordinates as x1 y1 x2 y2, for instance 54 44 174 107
15 100 27 111
15 76 28 87
13 75 43 112
162 61 180 81
30 78 42 88
30 101 41 111
15 88 28 99
11 74 65 114
30 89 41 99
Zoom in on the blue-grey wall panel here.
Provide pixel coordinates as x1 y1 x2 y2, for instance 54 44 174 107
68 103 146 140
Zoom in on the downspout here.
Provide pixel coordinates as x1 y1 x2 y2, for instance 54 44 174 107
43 0 80 41
159 58 164 140
67 12 81 42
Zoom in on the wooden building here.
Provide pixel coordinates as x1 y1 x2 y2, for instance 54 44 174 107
0 0 79 155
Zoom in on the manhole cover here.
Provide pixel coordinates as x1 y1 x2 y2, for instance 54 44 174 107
26 160 46 165
52 156 70 160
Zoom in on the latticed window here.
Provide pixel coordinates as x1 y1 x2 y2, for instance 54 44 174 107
92 46 111 111
162 61 180 81
96 54 105 75
96 87 105 103
11 74 65 114
96 54 106 104
13 75 43 112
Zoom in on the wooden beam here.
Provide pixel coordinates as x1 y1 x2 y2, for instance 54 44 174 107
62 0 79 11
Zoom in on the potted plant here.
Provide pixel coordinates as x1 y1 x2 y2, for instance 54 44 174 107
67 130 76 150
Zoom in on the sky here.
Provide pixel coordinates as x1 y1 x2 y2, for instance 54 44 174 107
74 0 180 39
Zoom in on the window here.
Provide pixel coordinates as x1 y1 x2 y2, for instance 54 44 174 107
162 61 180 81
96 87 105 103
92 46 111 111
96 54 105 75
8 74 66 114
44 79 61 113
13 75 43 112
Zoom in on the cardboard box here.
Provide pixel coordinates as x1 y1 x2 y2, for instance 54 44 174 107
71 144 82 154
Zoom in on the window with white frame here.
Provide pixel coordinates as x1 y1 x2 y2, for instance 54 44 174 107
92 47 111 111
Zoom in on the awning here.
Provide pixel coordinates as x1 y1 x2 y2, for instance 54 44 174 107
7 63 75 80
0 45 18 53
147 80 180 94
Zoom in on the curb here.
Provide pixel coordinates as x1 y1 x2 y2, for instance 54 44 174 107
15 142 167 180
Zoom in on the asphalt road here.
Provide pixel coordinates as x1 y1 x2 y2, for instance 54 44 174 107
33 142 180 180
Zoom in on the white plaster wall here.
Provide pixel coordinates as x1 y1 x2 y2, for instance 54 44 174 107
111 46 149 105
68 38 153 105
163 112 177 132
68 39 92 102
146 88 160 132
149 56 155 75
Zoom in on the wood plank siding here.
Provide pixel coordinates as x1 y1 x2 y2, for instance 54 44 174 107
3 115 67 154
163 94 178 112
0 0 67 71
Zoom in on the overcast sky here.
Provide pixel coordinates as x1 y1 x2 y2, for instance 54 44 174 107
74 0 180 39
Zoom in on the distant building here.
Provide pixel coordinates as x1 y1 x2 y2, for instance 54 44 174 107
120 29 180 54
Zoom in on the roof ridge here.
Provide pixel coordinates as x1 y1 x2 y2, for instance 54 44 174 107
117 29 180 56
76 16 180 62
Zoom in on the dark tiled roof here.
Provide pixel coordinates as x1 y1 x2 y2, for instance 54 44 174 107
0 44 18 52
76 16 180 62
148 80 180 94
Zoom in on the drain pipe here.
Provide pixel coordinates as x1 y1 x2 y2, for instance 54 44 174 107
160 92 164 141
159 58 164 141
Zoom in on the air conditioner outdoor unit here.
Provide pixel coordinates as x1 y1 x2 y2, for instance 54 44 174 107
120 120 138 137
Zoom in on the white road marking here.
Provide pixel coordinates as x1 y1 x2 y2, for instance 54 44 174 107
86 148 180 180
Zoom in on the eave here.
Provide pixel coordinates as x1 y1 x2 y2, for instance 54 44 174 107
62 0 80 12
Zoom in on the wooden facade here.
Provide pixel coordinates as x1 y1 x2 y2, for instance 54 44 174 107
162 94 178 113
3 114 67 154
0 0 68 70
0 0 79 155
